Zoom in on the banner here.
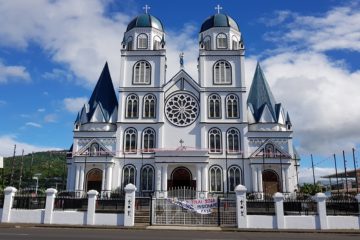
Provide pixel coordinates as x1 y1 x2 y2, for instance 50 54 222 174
168 198 217 214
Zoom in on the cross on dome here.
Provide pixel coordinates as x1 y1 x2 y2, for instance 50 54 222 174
143 4 151 14
215 4 223 14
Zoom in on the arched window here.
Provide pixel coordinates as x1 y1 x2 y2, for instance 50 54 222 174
141 165 154 192
137 33 148 49
214 61 231 84
232 36 238 50
265 144 275 158
90 143 99 156
228 166 242 192
143 128 155 152
208 94 221 118
216 33 227 49
124 128 137 153
133 61 151 84
226 94 239 118
126 94 139 118
209 128 222 153
204 36 211 50
123 165 136 186
127 37 133 50
227 128 240 153
209 165 223 192
153 36 161 50
143 94 156 118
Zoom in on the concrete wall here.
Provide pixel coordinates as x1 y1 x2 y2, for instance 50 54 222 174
10 209 44 224
247 216 275 229
52 211 86 225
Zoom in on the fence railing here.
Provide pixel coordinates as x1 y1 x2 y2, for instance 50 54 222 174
54 196 88 211
326 200 359 216
246 200 275 215
96 198 124 213
284 199 317 215
12 196 46 209
167 187 197 199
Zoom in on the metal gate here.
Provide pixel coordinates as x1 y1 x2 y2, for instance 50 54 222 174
152 197 236 226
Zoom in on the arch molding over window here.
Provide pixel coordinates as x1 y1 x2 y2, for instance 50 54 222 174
126 94 139 118
137 33 148 49
142 128 156 152
226 94 239 118
133 61 151 85
209 165 223 192
208 94 221 118
124 128 137 153
143 94 156 118
214 61 231 84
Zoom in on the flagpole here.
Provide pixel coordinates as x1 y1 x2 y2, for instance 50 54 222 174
311 154 316 186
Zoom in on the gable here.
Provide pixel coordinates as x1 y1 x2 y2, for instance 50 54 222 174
250 139 291 159
76 138 114 157
164 70 201 99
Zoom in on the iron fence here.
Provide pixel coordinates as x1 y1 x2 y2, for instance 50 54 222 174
326 200 359 216
135 197 151 224
12 196 46 209
246 200 275 215
219 198 237 226
96 198 124 213
0 194 4 208
167 187 196 199
54 196 88 211
284 199 317 215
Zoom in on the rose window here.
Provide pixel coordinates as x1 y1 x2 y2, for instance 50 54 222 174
165 93 199 127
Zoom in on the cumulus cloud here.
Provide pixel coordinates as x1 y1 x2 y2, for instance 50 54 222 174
0 135 60 157
63 97 88 113
44 114 57 123
25 122 42 128
0 61 30 84
298 167 339 184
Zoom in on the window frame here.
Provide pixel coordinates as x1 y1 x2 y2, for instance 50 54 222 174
203 36 211 50
213 60 232 85
142 94 157 119
208 94 222 119
137 33 148 49
209 165 223 193
225 94 239 119
123 128 137 153
142 127 156 153
208 128 222 153
216 33 228 49
125 94 139 119
123 164 137 186
226 128 241 153
140 165 155 192
132 61 151 85
228 165 242 192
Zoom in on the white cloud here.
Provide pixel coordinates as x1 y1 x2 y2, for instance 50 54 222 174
298 167 341 184
44 114 57 123
0 61 30 84
37 108 45 112
63 97 88 113
25 122 42 128
42 68 74 82
0 135 60 157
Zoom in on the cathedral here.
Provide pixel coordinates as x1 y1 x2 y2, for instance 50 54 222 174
66 9 299 198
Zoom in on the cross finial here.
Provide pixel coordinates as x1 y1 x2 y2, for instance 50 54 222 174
143 4 150 14
215 4 222 14
179 139 184 147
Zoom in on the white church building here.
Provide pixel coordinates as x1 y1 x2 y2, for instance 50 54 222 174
66 9 299 198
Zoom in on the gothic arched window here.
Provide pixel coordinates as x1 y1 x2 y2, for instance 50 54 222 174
123 165 136 186
204 36 211 50
228 165 242 192
126 94 139 118
137 33 148 49
209 128 222 153
227 128 240 153
209 165 223 192
214 60 231 84
226 94 239 118
133 61 151 84
142 128 155 152
124 128 137 153
141 165 154 192
90 143 99 156
208 94 221 118
216 33 227 49
143 94 156 118
127 37 133 50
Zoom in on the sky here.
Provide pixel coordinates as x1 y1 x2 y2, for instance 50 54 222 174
0 0 359 183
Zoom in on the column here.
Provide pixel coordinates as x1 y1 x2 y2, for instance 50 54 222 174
273 192 285 229
75 164 80 191
124 183 137 227
44 188 57 224
282 168 286 193
117 165 122 187
86 190 98 225
201 165 208 194
106 164 113 191
196 165 202 195
1 187 17 223
79 164 85 191
257 167 263 193
155 164 162 192
314 193 328 230
235 185 247 229
161 164 168 197
251 166 258 192
101 165 106 192
284 166 290 193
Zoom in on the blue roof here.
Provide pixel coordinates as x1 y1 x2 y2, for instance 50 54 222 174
126 14 164 32
247 63 278 122
200 14 239 32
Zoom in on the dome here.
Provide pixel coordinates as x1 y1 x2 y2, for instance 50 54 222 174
126 14 164 32
200 14 239 32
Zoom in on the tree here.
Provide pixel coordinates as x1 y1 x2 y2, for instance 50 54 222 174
299 183 322 195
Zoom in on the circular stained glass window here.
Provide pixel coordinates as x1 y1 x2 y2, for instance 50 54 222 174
165 93 199 127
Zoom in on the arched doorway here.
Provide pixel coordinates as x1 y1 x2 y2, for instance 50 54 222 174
87 168 102 193
169 167 195 189
262 169 280 196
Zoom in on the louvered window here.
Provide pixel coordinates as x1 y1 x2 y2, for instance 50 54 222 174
216 33 227 49
226 94 239 118
137 34 148 49
126 94 139 118
143 94 156 118
134 61 151 84
208 94 221 118
214 61 231 84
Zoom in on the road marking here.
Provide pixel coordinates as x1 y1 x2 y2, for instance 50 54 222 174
0 233 30 236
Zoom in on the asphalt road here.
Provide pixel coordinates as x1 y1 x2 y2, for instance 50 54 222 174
0 227 359 240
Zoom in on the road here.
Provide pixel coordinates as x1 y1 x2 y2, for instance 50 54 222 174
0 227 359 240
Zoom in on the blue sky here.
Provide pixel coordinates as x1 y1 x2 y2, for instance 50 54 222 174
0 0 359 182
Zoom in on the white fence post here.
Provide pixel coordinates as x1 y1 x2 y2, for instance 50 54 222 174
356 194 360 229
235 184 247 229
314 192 328 230
44 188 57 224
273 192 285 229
124 183 137 227
86 190 98 225
1 187 17 223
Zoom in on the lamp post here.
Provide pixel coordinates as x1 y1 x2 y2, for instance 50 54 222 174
33 176 39 195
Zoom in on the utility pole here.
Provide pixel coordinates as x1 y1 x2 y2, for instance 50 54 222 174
333 154 340 195
29 152 34 182
343 150 349 194
311 154 316 186
9 144 16 186
18 149 24 190
352 148 359 194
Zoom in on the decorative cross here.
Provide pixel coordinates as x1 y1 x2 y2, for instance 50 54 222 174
179 139 184 147
143 4 150 14
215 4 222 14
179 52 184 68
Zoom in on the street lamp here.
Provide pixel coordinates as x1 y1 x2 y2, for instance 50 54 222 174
32 176 38 195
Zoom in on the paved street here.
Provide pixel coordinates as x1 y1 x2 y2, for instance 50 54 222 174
0 227 359 240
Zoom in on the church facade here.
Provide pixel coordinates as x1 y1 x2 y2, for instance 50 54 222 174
66 11 299 198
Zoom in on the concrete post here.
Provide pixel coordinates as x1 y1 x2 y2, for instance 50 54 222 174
44 188 58 224
355 194 360 229
1 187 17 223
314 192 328 230
86 190 98 225
273 192 285 229
235 184 247 229
124 183 137 227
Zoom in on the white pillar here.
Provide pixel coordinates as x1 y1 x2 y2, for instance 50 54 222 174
106 164 113 191
356 194 360 230
1 187 17 223
117 165 122 187
257 167 263 193
282 168 286 192
44 188 57 224
235 185 247 229
161 164 168 197
79 164 85 191
155 165 162 193
251 166 258 192
273 192 285 229
196 165 202 194
75 164 80 191
284 166 290 193
124 183 137 227
101 165 106 192
201 165 208 194
314 193 328 230
86 190 98 225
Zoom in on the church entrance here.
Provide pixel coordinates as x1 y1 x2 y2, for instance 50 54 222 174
86 168 103 193
262 169 280 196
168 167 196 189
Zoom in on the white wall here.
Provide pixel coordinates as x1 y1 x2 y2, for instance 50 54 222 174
95 213 124 226
328 216 359 229
247 215 275 229
284 216 318 229
52 211 86 225
10 209 44 224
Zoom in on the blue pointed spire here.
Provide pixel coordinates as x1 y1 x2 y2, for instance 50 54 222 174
247 62 277 122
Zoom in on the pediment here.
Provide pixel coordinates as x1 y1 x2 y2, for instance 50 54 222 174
164 70 201 99
76 138 114 157
250 139 291 159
